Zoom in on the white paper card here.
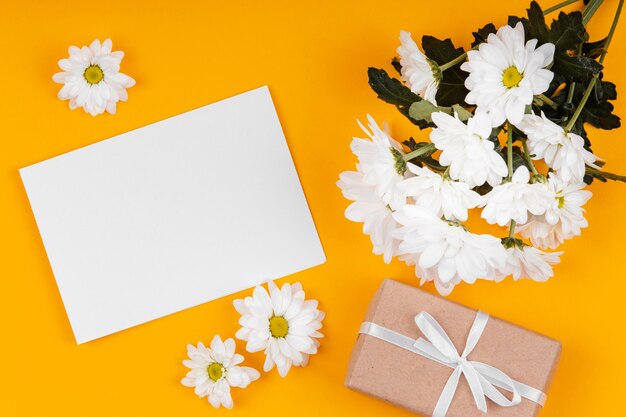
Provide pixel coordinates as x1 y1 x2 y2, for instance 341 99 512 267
20 86 325 344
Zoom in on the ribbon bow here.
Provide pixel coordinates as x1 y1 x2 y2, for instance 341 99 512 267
359 311 546 417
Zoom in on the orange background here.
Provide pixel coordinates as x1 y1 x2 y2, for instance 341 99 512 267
1 0 624 415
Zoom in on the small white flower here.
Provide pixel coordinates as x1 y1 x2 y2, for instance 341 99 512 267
430 111 508 188
516 112 600 183
181 335 260 409
350 115 407 208
52 39 135 116
397 164 481 221
497 241 562 282
397 31 440 105
461 23 555 126
337 171 400 263
234 281 324 377
393 205 506 295
480 166 553 226
517 174 592 249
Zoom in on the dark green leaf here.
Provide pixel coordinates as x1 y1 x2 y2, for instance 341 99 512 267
367 67 431 128
550 11 585 50
525 1 550 42
553 52 603 82
421 35 468 106
582 37 607 59
471 23 496 47
391 57 402 75
551 80 620 131
582 100 621 130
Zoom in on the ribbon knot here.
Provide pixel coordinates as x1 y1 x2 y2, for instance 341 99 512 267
413 311 522 417
358 311 547 417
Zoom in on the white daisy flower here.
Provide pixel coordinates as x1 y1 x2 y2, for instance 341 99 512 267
393 205 506 295
461 23 555 127
234 281 324 377
350 115 407 209
515 112 600 183
430 111 508 188
517 174 592 249
397 164 481 222
52 39 136 116
397 31 441 105
480 166 553 226
337 171 400 263
497 240 562 282
181 335 260 409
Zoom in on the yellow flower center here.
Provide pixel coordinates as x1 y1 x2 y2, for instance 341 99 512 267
207 362 224 382
84 64 104 84
556 195 565 208
502 66 523 88
269 316 289 338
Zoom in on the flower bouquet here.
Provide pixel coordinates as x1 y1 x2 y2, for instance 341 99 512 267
338 0 624 295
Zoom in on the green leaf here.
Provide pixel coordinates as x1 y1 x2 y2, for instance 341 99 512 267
582 37 607 59
548 11 602 81
401 139 444 171
554 52 603 82
451 105 473 121
471 23 496 47
367 67 431 128
421 35 468 107
550 11 585 50
368 67 419 107
551 80 620 131
525 1 550 42
391 57 402 75
408 101 439 123
408 100 473 126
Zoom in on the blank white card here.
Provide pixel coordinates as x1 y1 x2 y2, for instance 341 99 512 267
20 86 325 343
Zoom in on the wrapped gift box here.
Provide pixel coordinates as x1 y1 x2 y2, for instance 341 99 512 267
345 279 561 417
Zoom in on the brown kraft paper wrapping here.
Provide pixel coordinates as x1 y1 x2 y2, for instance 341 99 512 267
345 279 561 417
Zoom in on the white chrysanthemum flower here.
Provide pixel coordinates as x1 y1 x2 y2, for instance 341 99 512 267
52 39 135 116
397 164 481 222
337 171 400 263
430 111 508 188
461 23 555 127
497 241 562 282
517 174 592 249
234 281 324 377
350 115 407 209
397 31 441 105
181 336 260 409
393 205 506 295
515 112 600 183
480 166 552 226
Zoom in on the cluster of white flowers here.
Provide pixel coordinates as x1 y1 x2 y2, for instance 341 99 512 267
182 281 324 408
338 22 598 295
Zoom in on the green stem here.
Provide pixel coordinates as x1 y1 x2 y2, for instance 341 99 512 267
565 0 623 132
582 0 605 26
543 0 580 15
565 76 597 132
587 167 626 182
439 52 467 72
600 0 624 64
536 93 558 109
403 143 436 161
509 220 517 238
521 138 539 175
506 122 514 180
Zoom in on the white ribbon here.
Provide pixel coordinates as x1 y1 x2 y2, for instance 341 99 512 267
359 311 546 417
